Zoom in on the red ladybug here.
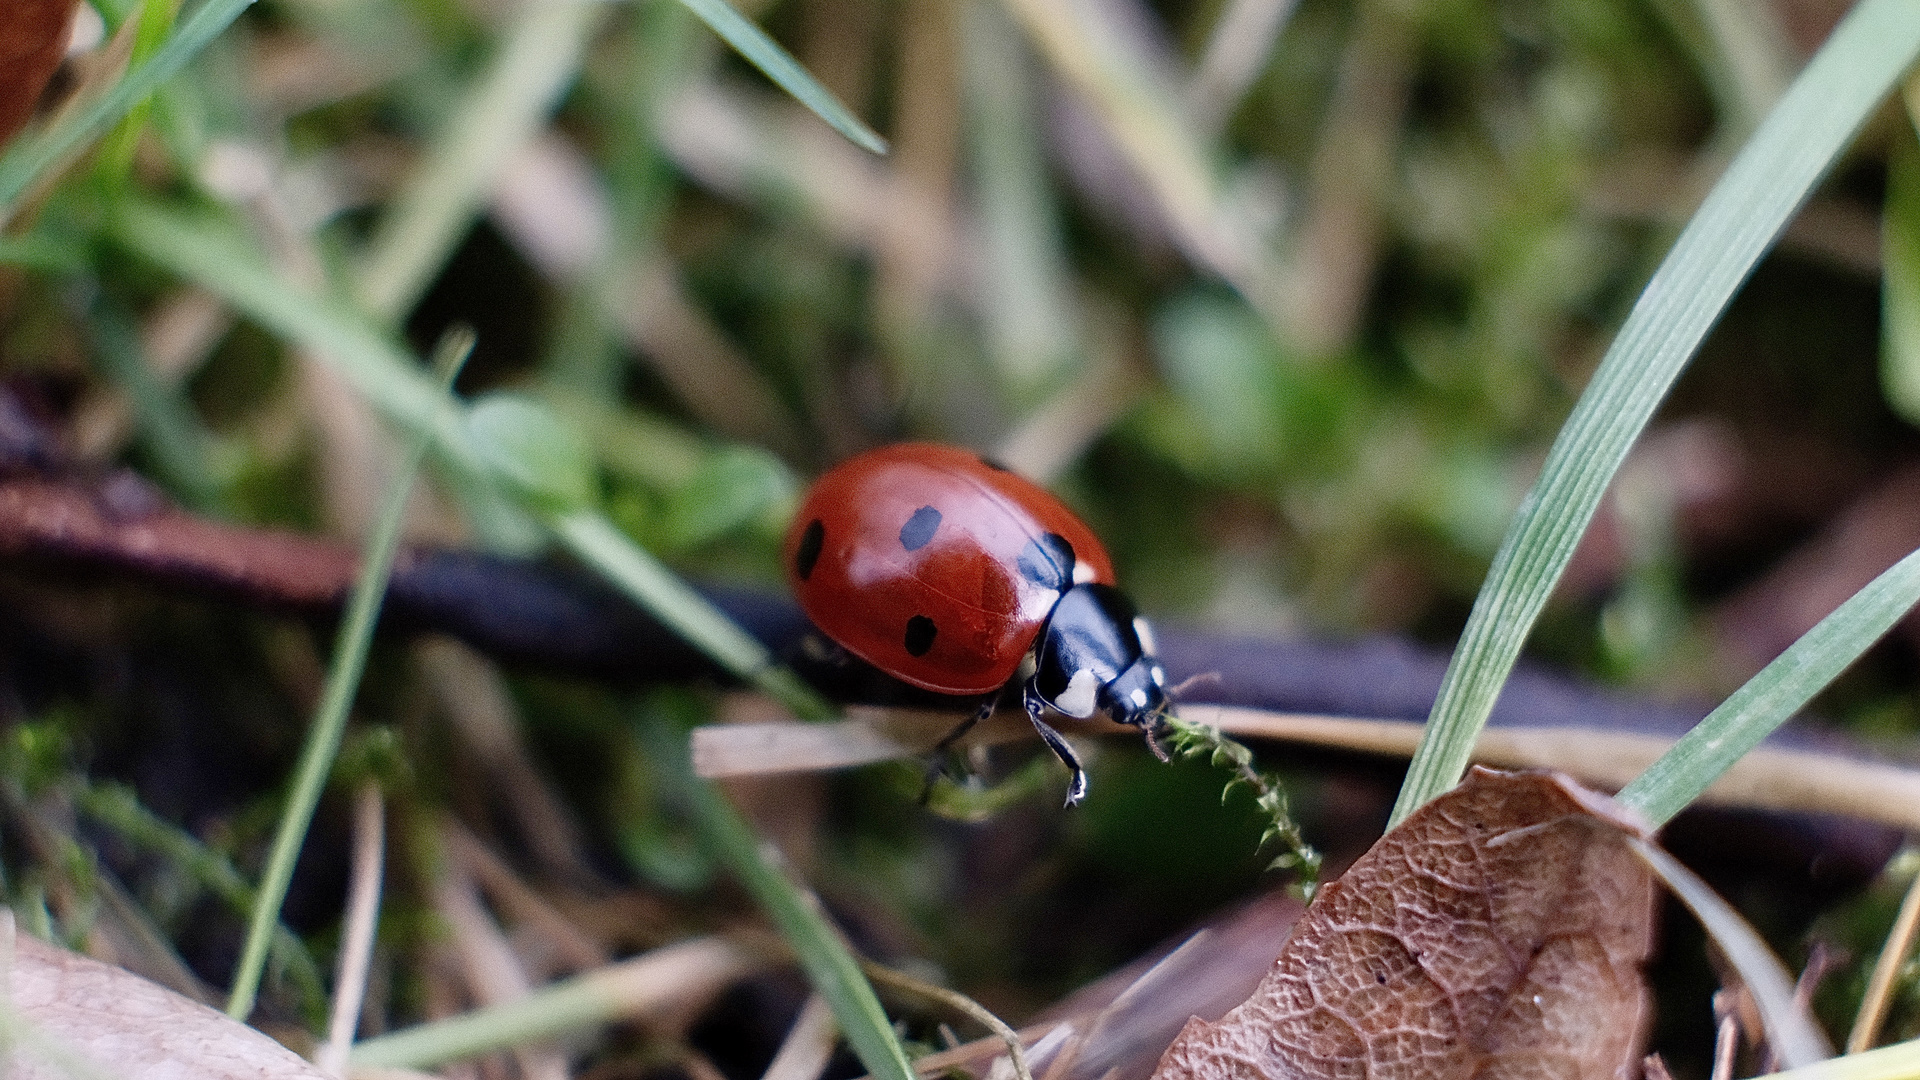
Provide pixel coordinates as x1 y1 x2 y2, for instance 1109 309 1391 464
785 443 1170 804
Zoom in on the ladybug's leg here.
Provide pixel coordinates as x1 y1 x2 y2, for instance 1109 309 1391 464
919 695 998 802
1023 680 1089 806
931 695 997 758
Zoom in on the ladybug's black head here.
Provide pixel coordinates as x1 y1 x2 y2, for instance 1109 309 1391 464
1031 584 1171 730
1099 648 1172 730
1025 584 1172 802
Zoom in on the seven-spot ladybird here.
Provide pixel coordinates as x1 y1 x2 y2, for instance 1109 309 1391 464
785 443 1170 804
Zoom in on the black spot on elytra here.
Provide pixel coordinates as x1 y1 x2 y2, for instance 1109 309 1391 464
1016 532 1075 590
899 505 942 551
904 615 937 656
795 519 825 581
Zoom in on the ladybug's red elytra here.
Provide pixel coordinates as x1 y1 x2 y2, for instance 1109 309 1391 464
785 443 1171 804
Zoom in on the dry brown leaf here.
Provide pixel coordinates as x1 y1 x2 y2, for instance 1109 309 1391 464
1152 768 1657 1080
5 929 331 1079
0 0 74 148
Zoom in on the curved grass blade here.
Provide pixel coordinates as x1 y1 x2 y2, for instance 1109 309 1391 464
1616 548 1920 827
0 0 256 221
1390 0 1920 827
672 0 887 155
1631 838 1831 1068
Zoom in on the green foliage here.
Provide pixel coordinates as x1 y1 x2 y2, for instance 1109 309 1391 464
467 392 600 514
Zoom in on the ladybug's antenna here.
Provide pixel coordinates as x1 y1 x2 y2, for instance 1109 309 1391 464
1167 671 1221 698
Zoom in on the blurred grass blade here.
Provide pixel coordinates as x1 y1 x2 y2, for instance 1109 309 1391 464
672 0 887 155
1849 861 1920 1053
1649 0 1793 139
964 0 1083 397
226 329 475 1022
1187 0 1299 132
349 938 753 1068
0 0 256 221
110 200 478 470
1617 548 1920 827
0 232 86 270
1390 0 1920 827
994 0 1282 323
1630 838 1832 1067
687 776 916 1080
84 292 231 514
354 0 609 322
94 0 185 184
1883 128 1920 424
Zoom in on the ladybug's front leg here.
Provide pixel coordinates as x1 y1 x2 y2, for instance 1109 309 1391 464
1023 679 1089 806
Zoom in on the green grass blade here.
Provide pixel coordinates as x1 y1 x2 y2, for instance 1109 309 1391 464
0 0 257 220
95 0 186 184
687 776 916 1080
84 293 231 514
1390 0 1920 827
964 0 1083 395
670 0 887 155
1617 548 1920 827
224 330 475 1021
550 511 836 720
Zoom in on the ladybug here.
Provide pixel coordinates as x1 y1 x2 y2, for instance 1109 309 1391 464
785 443 1171 804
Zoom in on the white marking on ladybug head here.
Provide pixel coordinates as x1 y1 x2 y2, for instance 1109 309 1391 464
1132 617 1158 655
1072 560 1097 585
1129 687 1148 708
1054 668 1101 718
1151 664 1167 687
